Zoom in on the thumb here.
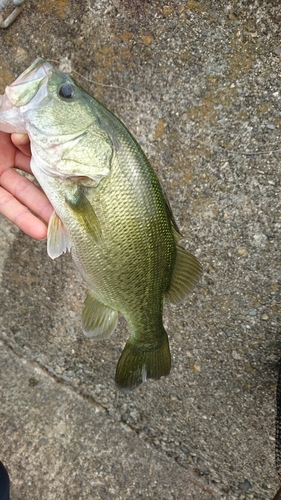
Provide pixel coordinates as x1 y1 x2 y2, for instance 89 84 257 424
11 133 31 157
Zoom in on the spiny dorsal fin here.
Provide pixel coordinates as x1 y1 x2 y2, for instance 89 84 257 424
161 184 182 237
47 211 71 259
162 188 202 304
82 290 118 340
65 186 102 244
166 235 202 305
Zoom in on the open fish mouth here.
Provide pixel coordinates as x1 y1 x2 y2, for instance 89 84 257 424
4 58 52 107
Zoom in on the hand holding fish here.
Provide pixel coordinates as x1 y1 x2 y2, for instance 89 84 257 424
0 131 53 239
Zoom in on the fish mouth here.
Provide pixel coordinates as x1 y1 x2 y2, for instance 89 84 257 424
5 58 52 107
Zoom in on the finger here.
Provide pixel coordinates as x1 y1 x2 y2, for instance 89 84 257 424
14 149 32 173
0 186 48 239
0 168 53 223
0 132 31 173
11 133 31 157
11 133 32 173
0 132 15 172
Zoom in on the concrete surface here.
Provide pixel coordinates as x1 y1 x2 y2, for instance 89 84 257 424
0 1 280 498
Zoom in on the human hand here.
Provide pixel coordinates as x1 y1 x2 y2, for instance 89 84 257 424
0 131 53 239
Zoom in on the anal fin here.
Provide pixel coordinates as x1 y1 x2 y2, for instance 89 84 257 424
82 290 118 340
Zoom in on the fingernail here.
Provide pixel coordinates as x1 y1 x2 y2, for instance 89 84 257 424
14 133 29 145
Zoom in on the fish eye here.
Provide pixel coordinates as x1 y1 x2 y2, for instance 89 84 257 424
58 83 76 99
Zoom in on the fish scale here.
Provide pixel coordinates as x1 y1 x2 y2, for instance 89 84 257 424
80 133 173 309
0 58 202 390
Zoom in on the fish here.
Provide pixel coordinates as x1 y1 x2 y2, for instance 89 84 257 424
0 58 202 390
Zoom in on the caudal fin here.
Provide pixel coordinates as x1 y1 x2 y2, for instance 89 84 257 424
115 332 171 391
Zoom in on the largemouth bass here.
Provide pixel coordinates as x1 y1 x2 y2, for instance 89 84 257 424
0 58 202 390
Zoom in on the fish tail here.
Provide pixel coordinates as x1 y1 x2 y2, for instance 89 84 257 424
115 329 171 391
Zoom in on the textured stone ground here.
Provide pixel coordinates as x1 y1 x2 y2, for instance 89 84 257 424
0 1 280 498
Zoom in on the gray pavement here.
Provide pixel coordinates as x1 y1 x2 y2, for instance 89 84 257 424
0 1 280 498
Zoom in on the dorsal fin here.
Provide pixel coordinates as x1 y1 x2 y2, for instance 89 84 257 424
161 185 202 304
161 184 182 236
165 229 202 305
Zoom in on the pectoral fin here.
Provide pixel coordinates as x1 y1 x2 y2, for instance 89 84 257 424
47 211 71 259
65 187 102 244
82 290 118 340
165 242 202 305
